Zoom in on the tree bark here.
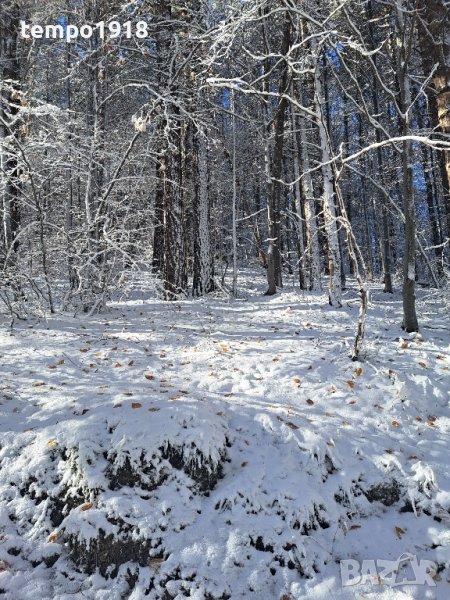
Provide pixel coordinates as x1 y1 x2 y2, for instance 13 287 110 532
417 0 450 235
193 130 214 296
397 1 419 332
314 55 342 307
265 17 291 295
0 0 21 271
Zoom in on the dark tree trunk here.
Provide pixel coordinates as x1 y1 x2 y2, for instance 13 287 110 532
0 0 21 269
265 17 291 295
417 0 450 235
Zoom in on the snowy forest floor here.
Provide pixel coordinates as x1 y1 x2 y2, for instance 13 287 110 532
0 269 449 600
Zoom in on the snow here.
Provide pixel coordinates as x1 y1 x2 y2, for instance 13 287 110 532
0 269 449 599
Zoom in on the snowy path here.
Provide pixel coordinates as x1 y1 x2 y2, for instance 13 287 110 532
0 273 449 599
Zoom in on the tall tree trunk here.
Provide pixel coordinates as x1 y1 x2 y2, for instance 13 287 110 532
64 38 79 294
0 0 21 277
367 0 394 292
417 0 450 235
242 186 267 268
397 1 419 332
416 106 445 279
80 0 107 308
298 114 322 291
163 118 186 300
152 163 165 273
323 55 347 291
265 17 291 295
193 130 214 296
290 103 307 290
314 53 342 307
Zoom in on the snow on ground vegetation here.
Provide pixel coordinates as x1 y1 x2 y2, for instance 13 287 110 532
0 270 449 599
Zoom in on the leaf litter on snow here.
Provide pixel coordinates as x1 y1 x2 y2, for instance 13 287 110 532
0 271 449 599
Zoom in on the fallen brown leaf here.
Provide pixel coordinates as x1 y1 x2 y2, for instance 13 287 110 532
148 558 164 572
0 560 10 572
48 530 63 543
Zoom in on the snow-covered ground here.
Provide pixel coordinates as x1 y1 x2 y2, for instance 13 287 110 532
0 271 449 599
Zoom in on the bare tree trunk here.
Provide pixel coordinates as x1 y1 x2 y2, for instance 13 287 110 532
79 0 108 308
401 136 419 332
265 17 291 295
298 114 322 291
322 56 347 291
231 89 238 297
63 38 79 295
290 103 307 289
397 1 419 332
151 2 168 275
314 55 342 307
152 163 165 273
193 130 214 296
0 0 21 276
163 115 186 300
419 125 445 279
417 0 450 235
366 0 394 293
242 186 267 268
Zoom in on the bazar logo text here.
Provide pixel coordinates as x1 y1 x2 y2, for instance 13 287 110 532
341 554 437 587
